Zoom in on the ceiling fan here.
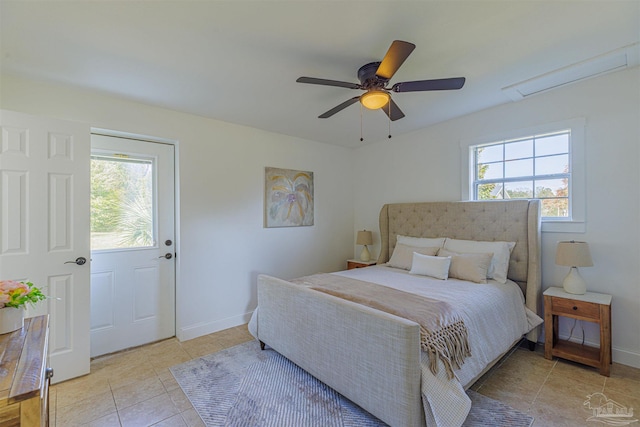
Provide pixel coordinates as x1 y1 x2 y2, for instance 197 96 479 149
296 40 466 121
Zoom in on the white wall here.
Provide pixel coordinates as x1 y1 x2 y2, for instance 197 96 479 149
1 74 355 340
353 67 640 368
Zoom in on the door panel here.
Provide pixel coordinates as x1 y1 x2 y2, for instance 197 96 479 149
0 110 91 383
90 271 115 329
49 173 73 251
1 170 27 254
90 135 175 357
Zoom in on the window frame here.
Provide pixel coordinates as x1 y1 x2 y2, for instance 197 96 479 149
460 118 586 233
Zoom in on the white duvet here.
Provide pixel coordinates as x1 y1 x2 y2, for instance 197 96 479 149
333 265 542 427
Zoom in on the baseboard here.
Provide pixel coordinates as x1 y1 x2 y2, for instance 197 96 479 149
612 347 640 369
177 311 254 342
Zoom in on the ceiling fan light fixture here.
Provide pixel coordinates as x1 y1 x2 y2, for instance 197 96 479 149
360 90 390 110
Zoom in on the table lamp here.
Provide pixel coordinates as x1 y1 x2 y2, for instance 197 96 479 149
555 240 593 295
356 230 373 262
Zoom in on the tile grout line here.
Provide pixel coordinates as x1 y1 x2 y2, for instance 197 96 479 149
527 358 557 412
108 377 124 427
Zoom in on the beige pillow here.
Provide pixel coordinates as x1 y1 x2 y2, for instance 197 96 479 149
438 248 493 284
397 235 446 248
443 238 516 284
388 244 439 270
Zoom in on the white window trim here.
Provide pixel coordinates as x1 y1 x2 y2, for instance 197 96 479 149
460 117 586 233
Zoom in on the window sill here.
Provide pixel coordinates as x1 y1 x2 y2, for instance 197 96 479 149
541 220 586 233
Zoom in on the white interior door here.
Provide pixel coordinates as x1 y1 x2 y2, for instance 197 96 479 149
0 109 91 384
90 134 175 357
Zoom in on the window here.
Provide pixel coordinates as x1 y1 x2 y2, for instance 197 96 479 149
90 154 155 250
461 118 586 232
472 131 570 218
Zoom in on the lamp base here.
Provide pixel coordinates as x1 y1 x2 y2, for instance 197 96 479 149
562 267 587 295
360 245 371 262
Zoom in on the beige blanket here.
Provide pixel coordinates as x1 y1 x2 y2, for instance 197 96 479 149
292 273 471 379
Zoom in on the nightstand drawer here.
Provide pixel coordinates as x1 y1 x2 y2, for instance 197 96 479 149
551 297 600 320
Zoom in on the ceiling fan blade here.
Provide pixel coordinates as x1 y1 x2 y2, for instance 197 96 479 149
297 77 361 89
375 40 416 81
381 98 405 121
392 77 466 92
318 96 360 118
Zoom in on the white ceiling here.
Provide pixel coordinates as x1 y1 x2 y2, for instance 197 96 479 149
1 1 638 148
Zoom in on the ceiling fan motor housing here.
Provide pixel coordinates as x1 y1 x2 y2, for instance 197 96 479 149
358 62 388 89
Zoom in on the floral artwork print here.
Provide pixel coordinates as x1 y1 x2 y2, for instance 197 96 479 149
265 167 314 227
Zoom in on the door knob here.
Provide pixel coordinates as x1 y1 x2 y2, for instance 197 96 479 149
64 257 87 265
159 253 173 259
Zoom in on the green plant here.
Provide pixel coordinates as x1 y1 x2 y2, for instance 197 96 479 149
116 191 153 247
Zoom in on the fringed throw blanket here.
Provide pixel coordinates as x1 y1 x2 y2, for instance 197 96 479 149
291 273 471 379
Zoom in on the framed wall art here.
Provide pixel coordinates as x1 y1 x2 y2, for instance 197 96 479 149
264 167 314 227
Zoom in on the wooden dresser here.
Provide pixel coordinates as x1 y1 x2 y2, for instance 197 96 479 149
0 315 51 426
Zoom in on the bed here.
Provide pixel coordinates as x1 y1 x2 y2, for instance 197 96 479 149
248 200 542 427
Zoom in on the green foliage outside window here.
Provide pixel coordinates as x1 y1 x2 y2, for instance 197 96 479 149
90 157 153 250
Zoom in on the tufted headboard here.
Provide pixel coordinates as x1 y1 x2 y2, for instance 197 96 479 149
377 200 541 341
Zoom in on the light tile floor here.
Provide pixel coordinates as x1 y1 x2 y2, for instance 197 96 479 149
51 326 640 426
471 342 640 426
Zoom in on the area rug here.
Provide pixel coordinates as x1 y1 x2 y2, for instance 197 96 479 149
170 341 533 427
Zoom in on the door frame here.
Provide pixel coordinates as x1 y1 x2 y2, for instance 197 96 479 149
90 128 182 342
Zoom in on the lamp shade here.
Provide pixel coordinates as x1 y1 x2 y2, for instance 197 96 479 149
555 241 594 267
360 90 390 110
356 230 373 246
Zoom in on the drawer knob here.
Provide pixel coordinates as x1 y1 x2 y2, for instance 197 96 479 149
573 306 578 310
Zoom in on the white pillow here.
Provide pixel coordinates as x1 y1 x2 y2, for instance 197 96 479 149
443 238 516 284
410 252 450 280
397 235 446 248
388 244 439 270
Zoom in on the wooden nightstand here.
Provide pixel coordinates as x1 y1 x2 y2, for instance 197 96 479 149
347 259 377 270
544 287 612 376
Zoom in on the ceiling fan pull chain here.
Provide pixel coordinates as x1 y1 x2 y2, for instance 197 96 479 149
388 102 392 139
360 103 364 142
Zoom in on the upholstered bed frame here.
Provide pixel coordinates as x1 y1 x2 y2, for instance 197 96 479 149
251 200 541 427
